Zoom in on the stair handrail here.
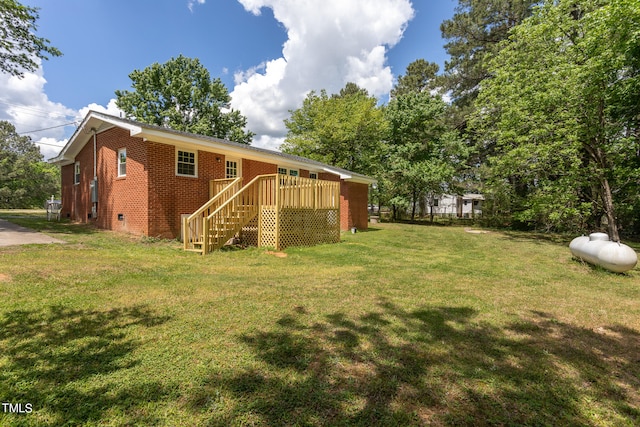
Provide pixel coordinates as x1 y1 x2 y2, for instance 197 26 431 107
202 174 276 253
183 177 242 250
205 174 270 222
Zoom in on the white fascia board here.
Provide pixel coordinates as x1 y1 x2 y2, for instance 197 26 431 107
322 167 351 180
49 113 139 166
321 167 377 185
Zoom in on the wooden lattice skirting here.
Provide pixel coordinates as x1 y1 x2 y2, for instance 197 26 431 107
240 207 339 250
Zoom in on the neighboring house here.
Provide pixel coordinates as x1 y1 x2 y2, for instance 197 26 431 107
431 194 484 218
51 111 375 252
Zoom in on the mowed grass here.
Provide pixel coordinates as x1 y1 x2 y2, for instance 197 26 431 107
0 211 639 426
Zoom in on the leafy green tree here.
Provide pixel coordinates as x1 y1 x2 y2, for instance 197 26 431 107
282 83 386 176
384 92 469 221
390 59 440 99
0 0 61 77
0 121 59 208
440 0 538 109
472 0 640 240
115 55 254 144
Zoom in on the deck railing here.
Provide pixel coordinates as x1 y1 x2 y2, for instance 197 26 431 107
183 177 242 251
202 175 263 253
209 178 237 198
186 174 341 253
277 174 340 209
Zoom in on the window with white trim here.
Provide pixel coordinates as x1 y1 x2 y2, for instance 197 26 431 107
74 161 80 184
309 172 318 179
277 167 299 177
176 149 196 177
226 159 239 178
117 148 126 177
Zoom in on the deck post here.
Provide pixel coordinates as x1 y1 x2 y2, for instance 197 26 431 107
183 215 188 249
202 216 208 255
275 174 280 250
257 177 263 247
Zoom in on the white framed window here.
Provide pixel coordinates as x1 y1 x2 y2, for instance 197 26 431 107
176 149 197 177
74 161 80 184
309 172 318 179
277 166 299 177
226 159 240 178
117 148 126 177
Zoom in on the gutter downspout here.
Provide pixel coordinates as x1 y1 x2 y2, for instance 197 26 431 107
91 128 98 219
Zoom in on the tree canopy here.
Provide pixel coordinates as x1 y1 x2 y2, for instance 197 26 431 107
390 59 440 99
384 91 469 220
440 0 538 108
472 0 640 239
282 83 386 176
115 55 254 144
0 0 61 77
0 121 59 208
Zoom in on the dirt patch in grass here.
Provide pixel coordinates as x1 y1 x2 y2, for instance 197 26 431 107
265 251 288 258
464 227 491 234
0 273 10 282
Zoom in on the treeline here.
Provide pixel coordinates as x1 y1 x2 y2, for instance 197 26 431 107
0 122 59 209
283 0 640 239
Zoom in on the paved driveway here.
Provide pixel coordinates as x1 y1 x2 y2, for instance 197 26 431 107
0 218 66 247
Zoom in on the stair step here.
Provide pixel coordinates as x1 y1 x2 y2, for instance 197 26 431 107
184 248 204 253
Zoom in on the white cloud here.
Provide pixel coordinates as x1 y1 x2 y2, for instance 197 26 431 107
78 99 122 119
252 134 285 152
231 0 414 148
0 62 77 160
187 0 206 12
0 60 123 160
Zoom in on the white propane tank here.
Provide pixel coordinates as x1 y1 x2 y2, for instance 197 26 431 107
570 233 638 273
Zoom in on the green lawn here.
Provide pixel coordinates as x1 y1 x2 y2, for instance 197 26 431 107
1 211 639 426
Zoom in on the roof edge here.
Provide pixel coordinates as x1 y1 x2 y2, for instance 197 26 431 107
50 111 377 184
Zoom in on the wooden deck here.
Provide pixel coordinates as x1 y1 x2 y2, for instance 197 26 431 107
183 174 340 254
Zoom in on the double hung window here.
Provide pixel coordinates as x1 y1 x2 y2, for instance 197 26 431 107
117 148 126 177
177 150 196 177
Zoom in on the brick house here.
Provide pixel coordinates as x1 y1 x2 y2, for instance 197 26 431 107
51 111 374 251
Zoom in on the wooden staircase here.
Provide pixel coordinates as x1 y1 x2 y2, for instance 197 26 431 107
183 176 261 254
184 173 341 254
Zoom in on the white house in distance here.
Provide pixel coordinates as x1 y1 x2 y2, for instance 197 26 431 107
431 194 484 218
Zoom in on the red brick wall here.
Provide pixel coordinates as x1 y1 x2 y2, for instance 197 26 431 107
147 144 223 238
60 135 96 223
61 129 227 238
243 158 277 182
340 181 369 231
96 128 149 235
319 172 340 182
59 129 370 237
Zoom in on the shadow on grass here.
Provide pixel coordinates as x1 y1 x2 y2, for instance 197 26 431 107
0 305 172 425
192 300 640 426
498 230 574 246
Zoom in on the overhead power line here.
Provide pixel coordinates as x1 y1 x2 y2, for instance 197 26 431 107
19 121 79 134
0 98 76 120
35 140 66 148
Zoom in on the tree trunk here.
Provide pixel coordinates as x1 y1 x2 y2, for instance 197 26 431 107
600 177 619 241
411 188 417 221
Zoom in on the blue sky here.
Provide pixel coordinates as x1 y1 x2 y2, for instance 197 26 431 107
2 0 457 158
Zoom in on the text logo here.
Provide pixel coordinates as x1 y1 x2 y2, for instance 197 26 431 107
2 403 33 414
